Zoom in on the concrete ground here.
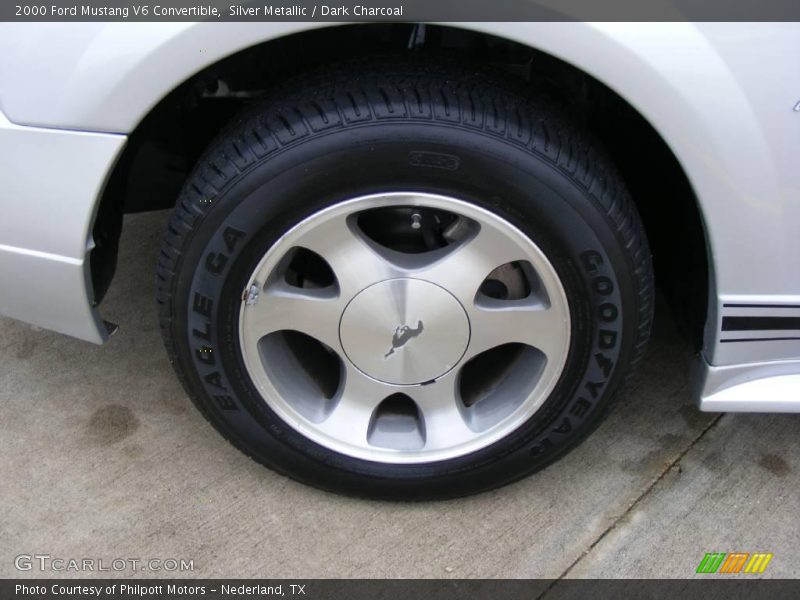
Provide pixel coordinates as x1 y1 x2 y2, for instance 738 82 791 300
1 211 798 580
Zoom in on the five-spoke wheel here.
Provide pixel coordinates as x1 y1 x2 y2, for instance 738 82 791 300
157 61 652 498
239 193 571 462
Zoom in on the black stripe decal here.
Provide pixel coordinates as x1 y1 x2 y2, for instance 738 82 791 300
722 316 800 331
721 337 800 343
723 303 800 309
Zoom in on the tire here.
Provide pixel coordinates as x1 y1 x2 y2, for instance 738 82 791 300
156 59 653 500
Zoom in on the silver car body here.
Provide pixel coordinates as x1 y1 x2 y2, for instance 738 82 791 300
0 22 798 411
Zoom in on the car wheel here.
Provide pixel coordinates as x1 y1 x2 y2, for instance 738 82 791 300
156 60 653 499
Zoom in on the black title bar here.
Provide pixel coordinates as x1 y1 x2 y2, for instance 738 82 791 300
3 0 800 22
5 579 800 600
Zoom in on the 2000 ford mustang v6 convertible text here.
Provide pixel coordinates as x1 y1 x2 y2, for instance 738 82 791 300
0 22 798 498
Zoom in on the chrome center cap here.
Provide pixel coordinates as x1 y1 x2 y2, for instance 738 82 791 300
339 278 470 385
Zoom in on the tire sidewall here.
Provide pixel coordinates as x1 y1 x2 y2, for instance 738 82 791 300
172 121 637 497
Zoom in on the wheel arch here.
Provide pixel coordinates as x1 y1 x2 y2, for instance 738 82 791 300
91 22 712 351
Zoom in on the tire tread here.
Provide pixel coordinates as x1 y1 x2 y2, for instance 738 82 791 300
155 58 654 493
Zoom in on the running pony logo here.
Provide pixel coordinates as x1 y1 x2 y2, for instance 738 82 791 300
384 321 424 358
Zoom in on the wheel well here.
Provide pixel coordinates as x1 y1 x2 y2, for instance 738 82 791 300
93 23 708 349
